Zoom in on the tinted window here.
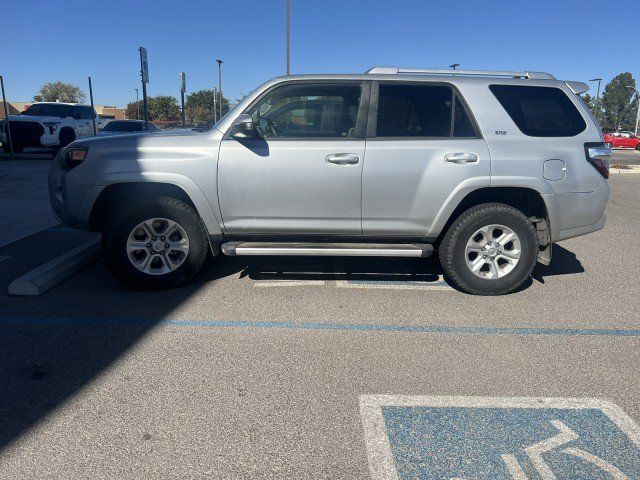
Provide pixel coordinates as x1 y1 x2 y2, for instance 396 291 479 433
23 104 73 118
453 94 478 137
246 83 362 138
103 121 143 132
377 84 453 137
490 85 586 137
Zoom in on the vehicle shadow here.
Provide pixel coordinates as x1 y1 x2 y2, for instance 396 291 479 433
238 255 443 283
0 245 246 452
532 243 585 284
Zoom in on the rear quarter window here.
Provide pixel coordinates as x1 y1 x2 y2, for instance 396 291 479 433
489 85 586 137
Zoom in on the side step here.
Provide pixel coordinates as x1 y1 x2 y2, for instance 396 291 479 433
221 242 433 258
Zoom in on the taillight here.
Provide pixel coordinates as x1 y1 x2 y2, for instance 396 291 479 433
584 142 611 179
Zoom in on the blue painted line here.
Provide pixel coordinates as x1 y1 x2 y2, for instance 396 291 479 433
0 316 639 337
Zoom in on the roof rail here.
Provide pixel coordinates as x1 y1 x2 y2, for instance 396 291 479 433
365 67 556 80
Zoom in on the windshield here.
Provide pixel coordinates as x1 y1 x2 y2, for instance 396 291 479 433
22 104 73 117
103 121 144 132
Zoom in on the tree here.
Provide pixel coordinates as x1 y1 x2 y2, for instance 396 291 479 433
601 73 638 131
185 89 230 125
125 100 143 120
148 96 180 122
34 81 85 103
582 93 604 124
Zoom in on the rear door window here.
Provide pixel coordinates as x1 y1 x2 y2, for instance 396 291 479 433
375 84 479 138
490 85 586 137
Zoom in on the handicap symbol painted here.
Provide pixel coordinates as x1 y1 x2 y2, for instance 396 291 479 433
360 396 640 480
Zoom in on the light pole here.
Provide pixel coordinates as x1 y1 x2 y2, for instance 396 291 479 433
286 0 290 75
589 78 602 122
626 86 640 136
216 59 223 120
449 63 459 77
134 88 139 119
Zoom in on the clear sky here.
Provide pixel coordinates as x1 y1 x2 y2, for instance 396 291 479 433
2 0 638 107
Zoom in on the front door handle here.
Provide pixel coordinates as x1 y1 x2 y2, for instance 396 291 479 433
445 152 479 164
326 153 360 165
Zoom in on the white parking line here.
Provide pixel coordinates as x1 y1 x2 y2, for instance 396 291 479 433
336 278 452 290
252 280 326 287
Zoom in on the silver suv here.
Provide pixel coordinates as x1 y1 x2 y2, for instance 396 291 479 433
48 67 611 295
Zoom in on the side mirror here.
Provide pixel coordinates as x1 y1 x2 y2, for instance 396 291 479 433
230 114 261 139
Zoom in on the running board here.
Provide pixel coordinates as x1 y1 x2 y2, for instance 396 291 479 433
221 242 433 258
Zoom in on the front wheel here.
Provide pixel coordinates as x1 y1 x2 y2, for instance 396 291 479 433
439 203 538 295
102 196 208 289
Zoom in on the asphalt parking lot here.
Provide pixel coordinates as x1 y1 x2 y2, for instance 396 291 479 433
0 154 639 478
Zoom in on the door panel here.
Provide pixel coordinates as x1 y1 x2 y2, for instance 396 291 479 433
218 139 365 234
362 138 490 236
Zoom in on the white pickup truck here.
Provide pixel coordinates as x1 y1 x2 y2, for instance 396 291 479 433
0 102 107 153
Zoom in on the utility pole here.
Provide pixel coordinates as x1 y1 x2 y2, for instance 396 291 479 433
88 77 97 135
286 0 290 75
1 75 14 159
212 86 218 123
216 59 223 120
589 78 602 123
180 72 186 128
134 88 139 119
139 46 150 131
627 86 640 136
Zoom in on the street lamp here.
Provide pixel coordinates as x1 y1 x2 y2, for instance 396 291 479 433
216 59 223 120
134 88 139 119
449 63 460 70
286 0 291 75
626 86 640 136
589 78 602 122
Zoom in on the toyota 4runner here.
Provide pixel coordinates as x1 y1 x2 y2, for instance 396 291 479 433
48 67 611 295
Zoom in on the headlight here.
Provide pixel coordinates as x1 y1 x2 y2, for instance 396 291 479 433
43 121 60 134
66 147 88 170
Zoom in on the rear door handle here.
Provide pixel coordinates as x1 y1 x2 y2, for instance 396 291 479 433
445 152 479 164
326 153 360 165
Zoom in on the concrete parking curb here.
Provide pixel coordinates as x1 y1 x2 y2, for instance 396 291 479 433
610 166 640 174
8 237 101 296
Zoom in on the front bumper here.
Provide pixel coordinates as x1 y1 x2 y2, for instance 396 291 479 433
48 152 101 231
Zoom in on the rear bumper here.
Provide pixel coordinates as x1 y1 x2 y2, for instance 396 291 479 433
557 213 606 242
543 178 610 242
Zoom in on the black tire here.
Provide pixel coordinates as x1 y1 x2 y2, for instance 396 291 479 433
102 196 208 290
635 144 640 151
3 142 22 153
439 203 538 295
58 129 75 148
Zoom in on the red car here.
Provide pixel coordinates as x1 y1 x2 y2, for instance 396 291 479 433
604 131 640 149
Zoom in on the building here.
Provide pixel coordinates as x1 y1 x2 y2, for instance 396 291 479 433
0 101 125 120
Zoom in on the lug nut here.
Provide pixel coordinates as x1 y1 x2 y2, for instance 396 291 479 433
152 236 157 241
146 243 151 248
165 243 170 248
483 255 487 259
161 236 165 241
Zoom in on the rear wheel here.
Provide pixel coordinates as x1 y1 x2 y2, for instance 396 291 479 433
439 203 538 295
58 128 76 148
2 142 22 153
102 196 208 289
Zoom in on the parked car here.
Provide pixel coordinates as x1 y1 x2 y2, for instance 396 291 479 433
603 131 640 150
0 102 107 153
98 120 158 136
49 67 611 295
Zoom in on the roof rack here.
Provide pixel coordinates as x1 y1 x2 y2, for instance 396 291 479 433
365 67 556 80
